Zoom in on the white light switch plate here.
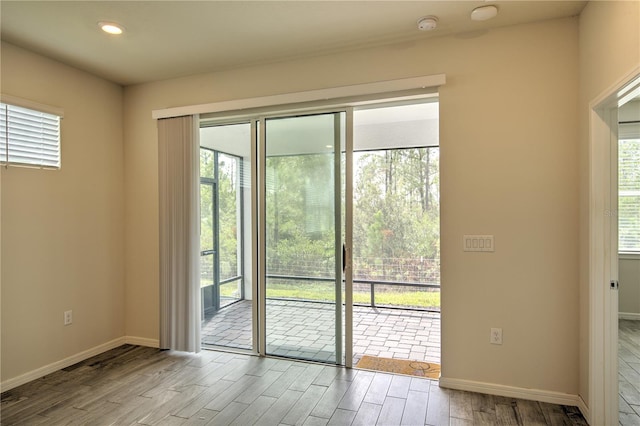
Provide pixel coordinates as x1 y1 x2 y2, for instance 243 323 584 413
463 235 494 252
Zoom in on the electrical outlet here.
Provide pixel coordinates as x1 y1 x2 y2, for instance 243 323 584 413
490 327 502 345
64 310 73 326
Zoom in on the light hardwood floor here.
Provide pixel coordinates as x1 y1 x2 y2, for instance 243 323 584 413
1 345 587 425
619 319 640 426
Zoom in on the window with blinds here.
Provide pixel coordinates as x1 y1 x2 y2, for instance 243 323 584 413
619 138 640 253
0 102 61 168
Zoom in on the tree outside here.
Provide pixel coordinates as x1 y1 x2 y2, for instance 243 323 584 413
265 147 440 310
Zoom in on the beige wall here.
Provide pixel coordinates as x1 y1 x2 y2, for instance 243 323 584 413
578 0 640 404
124 17 580 394
0 42 125 382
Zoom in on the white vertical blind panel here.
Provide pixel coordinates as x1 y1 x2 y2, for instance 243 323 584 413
158 115 201 353
0 103 61 168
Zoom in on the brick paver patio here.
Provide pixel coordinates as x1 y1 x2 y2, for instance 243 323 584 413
201 299 440 366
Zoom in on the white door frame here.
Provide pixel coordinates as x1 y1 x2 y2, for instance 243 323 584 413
257 109 353 365
588 66 640 426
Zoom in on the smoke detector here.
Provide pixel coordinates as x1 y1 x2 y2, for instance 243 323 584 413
417 16 438 31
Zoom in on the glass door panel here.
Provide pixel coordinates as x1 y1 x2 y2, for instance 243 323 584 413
264 112 345 364
200 149 218 319
218 153 243 308
200 123 253 351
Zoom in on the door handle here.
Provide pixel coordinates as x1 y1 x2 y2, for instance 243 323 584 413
342 244 351 273
343 244 346 273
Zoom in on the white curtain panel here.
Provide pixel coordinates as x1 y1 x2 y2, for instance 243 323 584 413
158 115 201 352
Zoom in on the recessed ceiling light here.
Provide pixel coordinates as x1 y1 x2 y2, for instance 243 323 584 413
99 22 124 35
471 5 498 21
417 16 438 31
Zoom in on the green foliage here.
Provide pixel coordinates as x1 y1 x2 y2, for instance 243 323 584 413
200 150 242 287
218 154 240 279
201 145 442 307
353 148 440 282
266 154 337 277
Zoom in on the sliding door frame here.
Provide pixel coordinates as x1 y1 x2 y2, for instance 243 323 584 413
345 109 354 368
256 107 353 365
199 92 439 366
257 117 267 356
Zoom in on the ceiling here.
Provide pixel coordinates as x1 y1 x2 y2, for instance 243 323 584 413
0 1 587 86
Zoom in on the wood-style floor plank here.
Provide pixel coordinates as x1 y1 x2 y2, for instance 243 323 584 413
473 410 499 425
301 415 329 426
620 319 640 425
309 379 351 419
363 373 393 405
386 374 412 399
351 401 381 426
229 395 277 426
0 344 590 426
496 402 520 425
256 389 303 426
336 370 374 411
207 400 248 426
450 417 474 426
288 364 325 393
263 365 307 398
450 389 474 421
400 389 428 425
516 399 548 426
326 408 357 425
281 384 326 426
425 382 450 426
182 408 218 426
376 396 406 425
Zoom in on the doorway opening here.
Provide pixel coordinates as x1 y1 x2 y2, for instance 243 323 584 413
197 97 440 371
351 102 441 375
617 97 640 424
588 69 640 426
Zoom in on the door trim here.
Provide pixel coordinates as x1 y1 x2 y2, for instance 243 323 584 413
588 65 640 426
153 74 445 119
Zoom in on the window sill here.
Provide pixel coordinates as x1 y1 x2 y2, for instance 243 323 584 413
619 252 640 260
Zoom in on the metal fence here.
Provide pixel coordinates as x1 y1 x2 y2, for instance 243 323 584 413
266 256 440 286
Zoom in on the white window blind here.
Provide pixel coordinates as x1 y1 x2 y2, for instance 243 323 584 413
0 102 61 168
619 138 640 252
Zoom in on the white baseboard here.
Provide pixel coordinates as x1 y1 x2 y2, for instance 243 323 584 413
439 377 582 408
0 337 126 393
0 335 160 393
619 312 640 320
124 336 160 348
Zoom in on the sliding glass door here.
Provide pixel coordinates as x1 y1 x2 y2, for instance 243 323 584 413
200 123 254 350
261 112 347 364
199 109 355 364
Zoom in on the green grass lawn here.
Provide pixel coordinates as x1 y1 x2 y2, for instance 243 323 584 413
266 281 440 309
210 279 440 309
